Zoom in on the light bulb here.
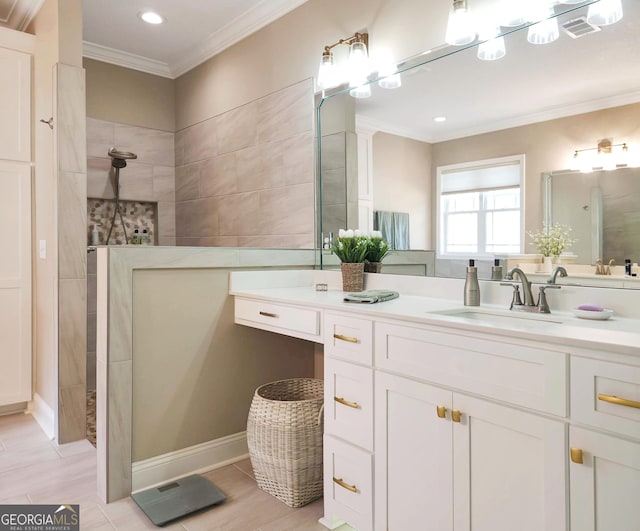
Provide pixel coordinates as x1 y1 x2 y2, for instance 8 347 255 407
348 41 372 80
138 11 165 24
477 25 506 61
617 144 630 167
569 151 580 171
587 0 623 26
376 49 402 89
349 81 372 99
445 0 476 46
501 0 529 26
317 52 340 90
527 8 559 45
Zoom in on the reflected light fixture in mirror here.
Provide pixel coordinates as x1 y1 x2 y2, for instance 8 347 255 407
527 5 560 44
588 0 624 25
448 0 624 59
570 139 633 173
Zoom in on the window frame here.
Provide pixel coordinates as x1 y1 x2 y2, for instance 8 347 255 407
436 155 525 259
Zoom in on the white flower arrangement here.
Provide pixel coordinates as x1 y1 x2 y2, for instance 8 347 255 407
331 229 390 263
528 223 576 257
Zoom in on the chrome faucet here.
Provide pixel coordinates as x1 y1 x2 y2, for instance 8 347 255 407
548 266 568 284
504 267 535 306
501 267 562 314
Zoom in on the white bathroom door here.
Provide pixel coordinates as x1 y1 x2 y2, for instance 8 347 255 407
0 161 32 405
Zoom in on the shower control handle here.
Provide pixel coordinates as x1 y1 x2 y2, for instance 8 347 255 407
40 117 54 130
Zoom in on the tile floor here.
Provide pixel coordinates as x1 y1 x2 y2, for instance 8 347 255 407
0 412 330 530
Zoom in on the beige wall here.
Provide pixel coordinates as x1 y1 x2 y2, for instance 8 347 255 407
431 102 640 246
131 268 315 461
373 132 432 249
32 0 60 412
175 0 449 130
84 58 175 132
174 79 315 248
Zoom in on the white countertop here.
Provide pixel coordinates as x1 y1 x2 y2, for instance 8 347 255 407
230 283 640 358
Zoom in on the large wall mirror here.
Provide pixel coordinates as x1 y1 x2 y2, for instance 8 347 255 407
317 0 640 287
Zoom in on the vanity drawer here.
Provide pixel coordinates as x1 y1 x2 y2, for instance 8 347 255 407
324 312 373 365
325 357 374 451
234 297 321 342
572 356 640 440
375 321 567 416
324 434 373 531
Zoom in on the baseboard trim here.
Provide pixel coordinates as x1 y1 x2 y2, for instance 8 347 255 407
28 393 55 440
131 431 249 492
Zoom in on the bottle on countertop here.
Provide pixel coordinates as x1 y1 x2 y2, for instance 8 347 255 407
91 224 100 246
141 228 151 245
632 263 639 278
131 228 140 245
625 259 632 276
491 258 503 281
464 259 480 306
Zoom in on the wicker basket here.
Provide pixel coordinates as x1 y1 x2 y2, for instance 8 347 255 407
247 378 324 508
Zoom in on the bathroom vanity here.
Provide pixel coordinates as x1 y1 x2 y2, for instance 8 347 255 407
231 270 640 531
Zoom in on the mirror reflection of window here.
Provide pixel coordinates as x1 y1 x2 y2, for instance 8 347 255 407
437 156 524 258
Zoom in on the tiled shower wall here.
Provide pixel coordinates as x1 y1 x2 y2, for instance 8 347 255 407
174 78 315 248
86 117 176 245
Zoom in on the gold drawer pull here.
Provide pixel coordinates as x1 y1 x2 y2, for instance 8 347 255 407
334 396 360 409
333 477 357 493
570 447 584 464
259 311 278 318
436 405 447 419
333 333 359 344
598 394 640 410
451 410 462 423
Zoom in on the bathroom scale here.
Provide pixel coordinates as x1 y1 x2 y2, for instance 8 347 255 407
131 474 226 526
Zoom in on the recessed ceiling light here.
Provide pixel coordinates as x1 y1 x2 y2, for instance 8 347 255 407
138 11 166 25
434 116 447 122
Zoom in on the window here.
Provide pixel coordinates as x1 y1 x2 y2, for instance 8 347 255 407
437 156 524 257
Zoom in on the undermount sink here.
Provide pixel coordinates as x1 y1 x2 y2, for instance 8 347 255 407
429 308 564 328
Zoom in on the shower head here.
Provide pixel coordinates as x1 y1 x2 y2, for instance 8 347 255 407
108 147 137 169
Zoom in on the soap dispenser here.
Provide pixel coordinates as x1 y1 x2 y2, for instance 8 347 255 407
464 259 480 306
491 258 503 281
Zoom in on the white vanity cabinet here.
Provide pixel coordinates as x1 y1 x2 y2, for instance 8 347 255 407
569 356 640 531
322 312 374 531
232 286 640 531
374 321 567 531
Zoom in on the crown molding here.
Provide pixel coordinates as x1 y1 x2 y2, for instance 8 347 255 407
356 115 433 144
170 0 310 78
0 0 43 30
430 90 640 143
83 41 173 79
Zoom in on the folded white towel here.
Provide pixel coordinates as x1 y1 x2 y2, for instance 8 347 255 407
343 290 399 304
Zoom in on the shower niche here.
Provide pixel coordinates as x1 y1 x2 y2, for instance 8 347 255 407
87 198 157 246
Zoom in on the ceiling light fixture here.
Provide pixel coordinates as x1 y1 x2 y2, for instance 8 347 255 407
570 139 631 172
448 0 624 62
138 11 165 25
434 116 447 123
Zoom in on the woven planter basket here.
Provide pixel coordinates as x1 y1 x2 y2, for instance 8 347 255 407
341 262 365 292
247 378 324 508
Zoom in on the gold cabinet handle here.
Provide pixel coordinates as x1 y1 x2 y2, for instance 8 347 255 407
436 405 447 419
333 477 357 493
570 447 584 464
333 333 359 344
334 396 359 409
598 394 640 410
259 311 278 318
451 410 462 423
